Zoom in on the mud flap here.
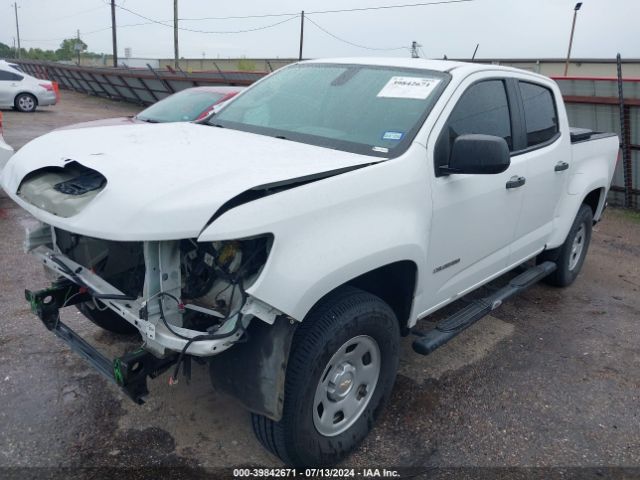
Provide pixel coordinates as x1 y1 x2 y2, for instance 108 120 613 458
208 316 297 421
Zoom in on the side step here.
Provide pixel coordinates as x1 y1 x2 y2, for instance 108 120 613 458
412 261 556 355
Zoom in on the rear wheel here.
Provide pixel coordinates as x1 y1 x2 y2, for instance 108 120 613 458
77 301 138 335
538 204 593 287
251 286 400 466
14 93 37 112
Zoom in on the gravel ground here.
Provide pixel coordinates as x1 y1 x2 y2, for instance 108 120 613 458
0 92 639 479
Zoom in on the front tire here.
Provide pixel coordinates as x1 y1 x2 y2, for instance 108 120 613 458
252 286 400 466
538 204 593 287
15 93 37 112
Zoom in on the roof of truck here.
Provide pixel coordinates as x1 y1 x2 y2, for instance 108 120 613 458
302 57 551 82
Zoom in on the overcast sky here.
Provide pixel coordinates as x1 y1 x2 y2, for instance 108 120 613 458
2 0 638 60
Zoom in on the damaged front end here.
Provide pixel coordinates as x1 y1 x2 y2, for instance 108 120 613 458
24 223 279 403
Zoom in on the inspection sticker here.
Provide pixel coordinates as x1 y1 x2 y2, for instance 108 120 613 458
382 131 404 141
377 76 441 99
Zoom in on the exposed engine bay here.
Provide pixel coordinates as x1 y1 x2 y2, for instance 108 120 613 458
27 224 277 361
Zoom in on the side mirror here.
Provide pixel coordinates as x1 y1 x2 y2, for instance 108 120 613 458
439 134 510 175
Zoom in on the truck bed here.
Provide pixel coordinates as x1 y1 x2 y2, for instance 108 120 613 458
570 127 618 144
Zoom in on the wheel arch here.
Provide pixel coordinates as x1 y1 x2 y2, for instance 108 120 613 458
582 187 606 222
547 182 608 249
344 260 417 335
290 260 418 336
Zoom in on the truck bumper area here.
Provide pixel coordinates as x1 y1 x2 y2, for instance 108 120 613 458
31 245 247 357
25 282 177 404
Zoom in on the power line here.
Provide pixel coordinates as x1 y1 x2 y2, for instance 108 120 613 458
178 0 474 21
20 16 298 44
54 5 107 21
112 3 299 34
305 16 408 52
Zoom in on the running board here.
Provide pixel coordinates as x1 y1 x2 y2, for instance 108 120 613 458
412 261 556 356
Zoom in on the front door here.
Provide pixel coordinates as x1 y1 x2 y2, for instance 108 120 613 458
422 77 526 313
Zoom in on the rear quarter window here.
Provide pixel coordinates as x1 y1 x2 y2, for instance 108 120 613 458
519 81 559 147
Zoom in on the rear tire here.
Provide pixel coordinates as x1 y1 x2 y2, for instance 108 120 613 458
14 93 37 112
77 301 138 335
251 286 400 466
538 204 593 287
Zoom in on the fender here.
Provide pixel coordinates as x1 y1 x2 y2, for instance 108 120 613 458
198 145 431 323
547 152 612 249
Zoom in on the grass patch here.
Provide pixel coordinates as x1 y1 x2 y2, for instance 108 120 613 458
619 208 640 223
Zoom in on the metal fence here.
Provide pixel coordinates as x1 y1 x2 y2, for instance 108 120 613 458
13 59 266 105
11 59 639 209
553 76 639 208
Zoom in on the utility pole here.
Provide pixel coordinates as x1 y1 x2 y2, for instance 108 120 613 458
174 0 179 69
76 29 81 65
564 2 583 76
111 0 118 67
13 3 21 59
298 11 304 61
410 41 421 58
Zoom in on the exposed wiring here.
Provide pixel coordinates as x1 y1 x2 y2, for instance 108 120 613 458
167 281 248 385
92 297 109 312
50 255 136 301
54 290 84 330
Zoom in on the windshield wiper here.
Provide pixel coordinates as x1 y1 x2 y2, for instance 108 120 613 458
139 118 159 123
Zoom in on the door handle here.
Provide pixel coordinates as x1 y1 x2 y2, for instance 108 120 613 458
506 176 526 189
554 161 569 172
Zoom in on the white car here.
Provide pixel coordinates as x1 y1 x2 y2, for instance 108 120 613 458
0 60 58 112
0 58 619 466
0 111 14 172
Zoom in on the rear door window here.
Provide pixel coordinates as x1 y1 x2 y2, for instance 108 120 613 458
0 70 23 81
519 81 559 147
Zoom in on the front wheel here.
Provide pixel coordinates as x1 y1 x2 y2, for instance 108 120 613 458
538 203 593 287
252 286 400 466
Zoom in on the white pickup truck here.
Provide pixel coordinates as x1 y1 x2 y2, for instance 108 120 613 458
0 58 618 466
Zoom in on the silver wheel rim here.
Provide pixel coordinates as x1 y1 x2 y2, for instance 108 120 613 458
19 96 34 110
312 335 381 437
569 224 586 271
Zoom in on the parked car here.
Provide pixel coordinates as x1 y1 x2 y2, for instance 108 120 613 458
0 60 59 112
0 111 14 171
0 58 619 466
58 86 243 130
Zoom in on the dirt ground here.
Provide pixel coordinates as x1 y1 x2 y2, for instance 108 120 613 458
0 92 639 478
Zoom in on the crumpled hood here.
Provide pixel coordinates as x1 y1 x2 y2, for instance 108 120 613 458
0 122 379 240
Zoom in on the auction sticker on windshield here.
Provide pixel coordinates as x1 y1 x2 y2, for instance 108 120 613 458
377 76 441 100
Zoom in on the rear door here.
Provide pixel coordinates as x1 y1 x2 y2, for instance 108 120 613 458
508 80 569 264
0 69 24 107
423 75 527 311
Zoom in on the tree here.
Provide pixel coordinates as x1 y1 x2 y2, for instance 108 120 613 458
55 38 87 61
0 42 13 59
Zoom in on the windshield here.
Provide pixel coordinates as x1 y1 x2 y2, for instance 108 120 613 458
137 89 225 123
211 63 449 157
